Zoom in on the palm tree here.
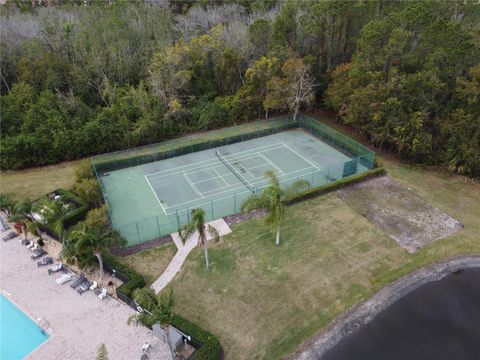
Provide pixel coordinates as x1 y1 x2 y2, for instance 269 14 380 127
241 171 309 245
9 199 33 240
96 343 109 360
179 208 219 271
128 288 175 358
70 227 126 279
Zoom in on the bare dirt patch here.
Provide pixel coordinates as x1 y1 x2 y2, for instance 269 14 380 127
337 175 463 252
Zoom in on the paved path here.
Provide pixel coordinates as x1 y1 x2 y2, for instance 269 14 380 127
151 218 231 293
0 226 171 360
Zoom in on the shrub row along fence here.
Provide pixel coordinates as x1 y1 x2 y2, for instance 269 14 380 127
102 252 222 359
92 114 376 245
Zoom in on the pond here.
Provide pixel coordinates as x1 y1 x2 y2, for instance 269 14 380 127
323 268 480 360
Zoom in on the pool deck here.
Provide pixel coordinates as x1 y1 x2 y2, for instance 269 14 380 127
0 226 170 360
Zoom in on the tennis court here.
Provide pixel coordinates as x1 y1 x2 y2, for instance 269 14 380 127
146 141 325 214
95 115 375 245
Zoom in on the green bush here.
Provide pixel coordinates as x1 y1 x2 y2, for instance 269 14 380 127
286 167 386 205
101 251 146 298
56 188 85 208
171 314 222 360
37 238 44 247
75 159 95 181
56 189 89 228
73 178 102 207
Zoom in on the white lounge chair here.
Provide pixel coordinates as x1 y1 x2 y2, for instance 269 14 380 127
98 288 107 300
26 241 34 248
30 243 38 252
56 273 76 285
90 281 98 291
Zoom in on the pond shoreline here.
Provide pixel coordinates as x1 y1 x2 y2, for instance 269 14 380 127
287 254 480 360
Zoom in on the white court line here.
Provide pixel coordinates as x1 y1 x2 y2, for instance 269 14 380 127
147 147 285 182
258 152 284 175
183 172 204 198
164 165 321 214
212 167 229 186
193 161 275 186
146 143 286 179
166 186 252 214
280 142 321 171
144 175 167 215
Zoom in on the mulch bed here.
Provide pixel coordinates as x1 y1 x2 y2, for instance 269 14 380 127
223 209 267 227
110 234 173 257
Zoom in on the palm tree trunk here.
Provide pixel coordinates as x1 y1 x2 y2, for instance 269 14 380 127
203 235 210 270
275 224 280 246
22 222 28 241
95 251 104 279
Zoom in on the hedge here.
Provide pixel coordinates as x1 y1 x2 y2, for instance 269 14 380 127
102 251 146 298
286 167 386 205
171 314 222 360
56 189 89 229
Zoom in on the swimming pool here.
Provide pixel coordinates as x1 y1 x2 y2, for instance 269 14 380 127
0 294 49 360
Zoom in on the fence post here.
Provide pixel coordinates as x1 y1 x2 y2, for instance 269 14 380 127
311 170 315 188
135 221 141 245
211 200 214 219
156 216 161 238
176 210 181 229
234 192 237 212
186 207 190 222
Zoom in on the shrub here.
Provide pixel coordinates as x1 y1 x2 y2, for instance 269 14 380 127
171 314 222 360
81 205 110 234
60 204 89 229
75 159 95 181
286 167 386 205
37 238 44 247
101 251 146 298
73 178 102 207
35 189 89 236
56 189 89 228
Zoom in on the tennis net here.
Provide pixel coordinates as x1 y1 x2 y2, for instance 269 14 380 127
215 150 255 193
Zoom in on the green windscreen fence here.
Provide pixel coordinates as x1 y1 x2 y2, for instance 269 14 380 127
92 114 376 246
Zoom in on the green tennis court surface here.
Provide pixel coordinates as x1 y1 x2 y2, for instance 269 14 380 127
96 117 374 246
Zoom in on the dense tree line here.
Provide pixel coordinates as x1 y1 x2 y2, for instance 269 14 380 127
0 0 479 176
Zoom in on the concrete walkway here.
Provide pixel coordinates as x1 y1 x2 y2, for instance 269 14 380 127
151 218 231 293
0 225 171 360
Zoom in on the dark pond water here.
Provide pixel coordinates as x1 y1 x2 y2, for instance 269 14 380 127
323 268 480 360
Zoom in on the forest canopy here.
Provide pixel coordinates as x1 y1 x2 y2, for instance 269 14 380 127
1 0 479 177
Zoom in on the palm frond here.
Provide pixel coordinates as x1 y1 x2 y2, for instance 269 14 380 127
179 221 196 244
241 193 271 213
179 208 206 244
283 179 310 199
132 287 158 312
207 224 219 242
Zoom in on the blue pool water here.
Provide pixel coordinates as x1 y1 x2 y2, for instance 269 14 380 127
0 294 49 360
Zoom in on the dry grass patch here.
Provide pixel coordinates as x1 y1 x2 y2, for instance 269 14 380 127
0 160 80 199
118 242 177 286
337 175 463 252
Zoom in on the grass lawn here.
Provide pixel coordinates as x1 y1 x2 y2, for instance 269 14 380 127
117 243 177 286
0 160 80 200
164 156 480 359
